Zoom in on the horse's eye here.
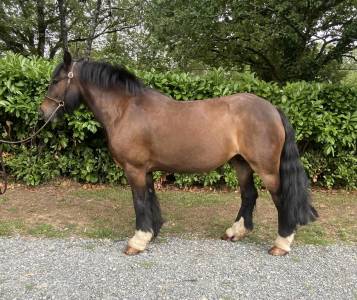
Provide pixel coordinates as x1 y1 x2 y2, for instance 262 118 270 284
52 79 59 85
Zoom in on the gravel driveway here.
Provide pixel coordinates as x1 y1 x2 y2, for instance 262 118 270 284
0 237 356 299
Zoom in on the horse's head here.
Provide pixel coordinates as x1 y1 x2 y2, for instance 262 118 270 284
39 51 81 121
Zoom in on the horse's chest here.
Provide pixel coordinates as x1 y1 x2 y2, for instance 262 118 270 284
107 134 150 168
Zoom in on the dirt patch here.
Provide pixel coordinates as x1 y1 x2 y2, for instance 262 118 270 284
0 181 356 244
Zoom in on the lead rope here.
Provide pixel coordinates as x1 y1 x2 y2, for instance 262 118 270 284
0 62 77 195
0 102 64 195
0 145 7 195
0 102 64 145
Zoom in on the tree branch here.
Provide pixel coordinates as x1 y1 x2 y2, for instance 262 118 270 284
342 54 357 62
243 46 281 82
315 37 341 61
68 25 138 44
248 3 306 41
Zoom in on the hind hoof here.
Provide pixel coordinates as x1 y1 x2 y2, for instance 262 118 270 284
124 245 142 256
268 246 289 256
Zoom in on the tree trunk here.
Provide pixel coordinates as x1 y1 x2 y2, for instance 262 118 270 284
85 0 102 58
36 0 46 56
58 0 68 52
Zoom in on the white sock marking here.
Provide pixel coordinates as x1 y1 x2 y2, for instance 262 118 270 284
225 217 248 240
128 230 153 251
274 233 295 252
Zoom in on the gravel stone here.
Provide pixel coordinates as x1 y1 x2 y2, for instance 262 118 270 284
0 237 356 299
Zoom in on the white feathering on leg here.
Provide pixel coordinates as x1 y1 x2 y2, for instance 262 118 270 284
274 233 295 252
128 230 153 251
225 217 248 240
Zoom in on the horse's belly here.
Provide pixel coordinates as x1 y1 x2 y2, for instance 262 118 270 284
151 136 238 172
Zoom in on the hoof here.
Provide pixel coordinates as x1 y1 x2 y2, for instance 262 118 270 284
221 231 249 242
268 246 289 256
124 245 142 256
221 233 233 241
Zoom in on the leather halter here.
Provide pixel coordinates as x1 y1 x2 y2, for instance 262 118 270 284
44 62 77 108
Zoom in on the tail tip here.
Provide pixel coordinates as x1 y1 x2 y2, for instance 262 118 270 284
310 205 319 221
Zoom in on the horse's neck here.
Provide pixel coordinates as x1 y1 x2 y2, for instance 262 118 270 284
80 84 127 131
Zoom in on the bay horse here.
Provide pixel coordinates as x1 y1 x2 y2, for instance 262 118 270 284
39 52 318 256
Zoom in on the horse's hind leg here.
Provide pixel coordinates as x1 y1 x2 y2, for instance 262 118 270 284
223 156 258 241
270 191 296 256
259 173 295 256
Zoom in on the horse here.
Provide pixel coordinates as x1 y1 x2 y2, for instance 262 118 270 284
39 51 318 256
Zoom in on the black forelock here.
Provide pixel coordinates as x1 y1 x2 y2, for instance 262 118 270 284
78 60 144 95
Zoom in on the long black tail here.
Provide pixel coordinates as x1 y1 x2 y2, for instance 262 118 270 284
277 108 318 230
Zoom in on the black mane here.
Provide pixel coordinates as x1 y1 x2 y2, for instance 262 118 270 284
78 60 144 95
52 62 65 78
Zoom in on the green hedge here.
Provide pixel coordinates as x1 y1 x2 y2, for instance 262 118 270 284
1 53 356 188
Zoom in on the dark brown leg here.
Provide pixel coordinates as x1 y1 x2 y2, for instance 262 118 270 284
146 172 164 237
259 173 294 256
124 165 154 255
223 157 257 241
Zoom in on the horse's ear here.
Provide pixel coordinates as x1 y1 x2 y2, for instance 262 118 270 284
63 50 72 66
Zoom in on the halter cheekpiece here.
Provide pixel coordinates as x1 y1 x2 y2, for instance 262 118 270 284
45 62 77 108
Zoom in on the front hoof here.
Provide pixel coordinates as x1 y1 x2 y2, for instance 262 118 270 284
221 232 249 242
124 245 142 256
221 233 233 241
268 246 289 256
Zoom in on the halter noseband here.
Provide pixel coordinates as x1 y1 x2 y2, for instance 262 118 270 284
45 62 77 108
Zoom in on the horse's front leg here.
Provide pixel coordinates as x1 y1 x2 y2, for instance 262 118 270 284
124 165 155 255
